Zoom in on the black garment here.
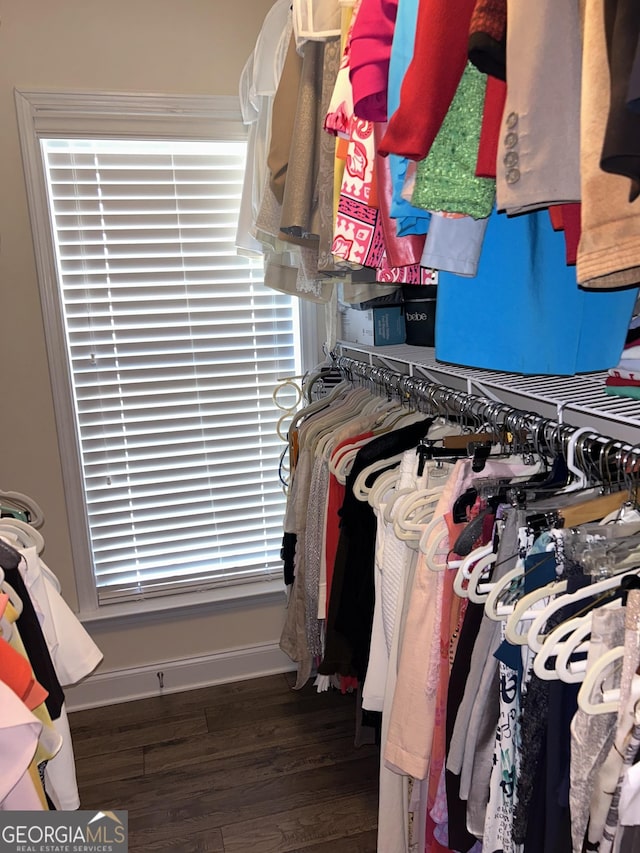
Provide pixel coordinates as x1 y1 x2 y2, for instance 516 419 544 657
467 0 507 81
319 417 433 682
281 532 296 586
515 571 590 849
446 601 485 853
601 0 640 198
627 37 640 114
5 565 64 720
319 532 357 677
619 825 640 853
528 678 579 852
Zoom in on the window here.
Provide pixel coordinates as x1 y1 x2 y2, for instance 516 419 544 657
16 91 307 614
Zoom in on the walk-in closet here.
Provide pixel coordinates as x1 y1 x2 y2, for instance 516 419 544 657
2 0 640 851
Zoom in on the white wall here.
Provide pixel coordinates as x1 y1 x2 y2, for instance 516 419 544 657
0 0 294 700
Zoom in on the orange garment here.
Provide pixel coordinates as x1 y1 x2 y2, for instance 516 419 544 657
325 432 373 618
425 567 466 853
0 637 49 711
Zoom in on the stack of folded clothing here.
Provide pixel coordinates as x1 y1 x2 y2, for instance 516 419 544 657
605 315 640 399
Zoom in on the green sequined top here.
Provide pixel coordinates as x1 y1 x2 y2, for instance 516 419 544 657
412 62 495 219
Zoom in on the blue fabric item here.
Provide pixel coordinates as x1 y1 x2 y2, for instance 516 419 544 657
421 212 489 276
387 0 430 235
493 636 522 674
435 207 638 375
495 548 556 680
523 552 557 594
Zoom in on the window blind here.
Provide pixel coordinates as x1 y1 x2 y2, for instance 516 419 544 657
41 138 298 604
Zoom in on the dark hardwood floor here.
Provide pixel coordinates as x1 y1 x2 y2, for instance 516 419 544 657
68 672 380 852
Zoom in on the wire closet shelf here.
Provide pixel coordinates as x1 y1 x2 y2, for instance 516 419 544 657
335 351 640 490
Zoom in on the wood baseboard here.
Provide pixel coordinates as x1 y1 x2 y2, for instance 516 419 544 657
64 642 295 711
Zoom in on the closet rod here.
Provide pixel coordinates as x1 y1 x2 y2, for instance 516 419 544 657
336 354 640 487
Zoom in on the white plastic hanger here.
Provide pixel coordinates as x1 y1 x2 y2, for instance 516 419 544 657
305 388 371 449
562 427 597 492
417 514 445 552
482 535 560 620
288 379 350 434
504 580 566 645
368 466 405 509
453 542 494 598
484 563 526 620
532 613 591 681
352 453 405 502
466 551 499 603
553 613 598 682
525 568 640 654
577 646 625 714
0 490 45 529
0 520 45 554
312 390 382 459
329 434 375 483
383 487 419 524
422 516 454 570
393 489 445 542
392 480 445 525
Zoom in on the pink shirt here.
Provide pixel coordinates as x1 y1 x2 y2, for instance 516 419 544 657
350 0 399 122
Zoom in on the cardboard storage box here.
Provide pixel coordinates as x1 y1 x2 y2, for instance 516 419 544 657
340 305 406 346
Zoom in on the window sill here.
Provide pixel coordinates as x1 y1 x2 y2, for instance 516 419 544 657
75 576 288 627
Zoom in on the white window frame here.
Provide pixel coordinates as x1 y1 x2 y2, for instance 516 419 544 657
15 89 320 622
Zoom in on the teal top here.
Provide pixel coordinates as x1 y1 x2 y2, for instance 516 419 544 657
412 62 495 219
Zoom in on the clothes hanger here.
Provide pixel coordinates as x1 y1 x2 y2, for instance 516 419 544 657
288 378 350 432
0 520 45 554
466 550 499 603
421 513 457 570
0 490 45 529
321 395 397 469
0 537 21 571
381 422 467 513
369 448 420 523
332 407 428 484
382 487 419 525
531 612 592 681
368 465 405 509
576 646 626 715
390 471 449 528
391 456 454 538
453 542 495 597
503 577 567 645
552 613 598 681
482 518 561 618
540 575 640 681
392 496 442 543
330 435 373 482
351 416 436 501
308 388 374 451
500 514 640 637
352 452 406 502
484 562 528 620
375 404 423 433
559 490 632 528
525 567 640 654
559 426 595 492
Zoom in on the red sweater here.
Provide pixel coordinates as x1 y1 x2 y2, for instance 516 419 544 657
378 0 477 161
